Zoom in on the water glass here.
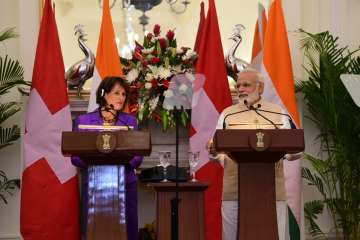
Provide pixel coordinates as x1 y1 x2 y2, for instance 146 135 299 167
159 151 171 182
188 151 200 182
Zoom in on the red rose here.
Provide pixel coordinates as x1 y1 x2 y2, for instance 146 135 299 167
166 30 175 41
135 41 143 50
151 79 158 88
151 57 160 64
129 103 139 114
136 82 144 89
153 24 161 36
162 80 170 88
134 51 142 60
146 32 153 41
152 112 161 122
159 38 167 49
142 60 148 67
181 47 190 53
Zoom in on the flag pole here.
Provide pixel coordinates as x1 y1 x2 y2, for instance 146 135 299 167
171 106 181 240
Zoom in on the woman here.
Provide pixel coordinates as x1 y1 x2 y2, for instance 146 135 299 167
71 76 142 240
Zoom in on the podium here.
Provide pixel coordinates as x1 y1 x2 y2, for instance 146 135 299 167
148 182 208 240
62 131 151 240
214 129 304 240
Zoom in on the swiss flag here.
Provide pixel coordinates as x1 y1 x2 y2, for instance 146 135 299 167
190 0 232 239
20 0 80 239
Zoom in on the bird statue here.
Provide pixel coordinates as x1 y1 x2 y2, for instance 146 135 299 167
65 24 95 96
225 24 250 81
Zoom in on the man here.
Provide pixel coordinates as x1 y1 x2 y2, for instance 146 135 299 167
208 68 300 240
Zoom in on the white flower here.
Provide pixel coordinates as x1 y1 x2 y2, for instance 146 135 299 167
125 69 139 83
172 65 182 74
145 73 154 82
179 84 188 94
182 50 196 61
176 48 184 54
158 66 172 79
185 50 194 57
145 82 152 89
164 89 174 98
149 96 159 111
148 65 159 77
142 47 154 54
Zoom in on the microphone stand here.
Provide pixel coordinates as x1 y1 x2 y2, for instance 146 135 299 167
251 106 279 129
170 106 180 240
250 106 296 129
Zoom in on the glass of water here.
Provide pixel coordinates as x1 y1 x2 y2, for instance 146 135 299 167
159 151 171 182
188 151 200 182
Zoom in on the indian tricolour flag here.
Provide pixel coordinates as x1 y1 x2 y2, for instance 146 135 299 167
88 0 123 112
252 1 302 239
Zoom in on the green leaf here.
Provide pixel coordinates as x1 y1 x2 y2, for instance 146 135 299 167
143 36 149 48
180 110 188 128
0 126 20 150
302 167 325 196
304 200 326 239
0 102 20 125
0 170 20 204
156 41 162 56
303 154 329 175
164 57 170 68
0 55 28 95
0 27 18 42
161 108 168 131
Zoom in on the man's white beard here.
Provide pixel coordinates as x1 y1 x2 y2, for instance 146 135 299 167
239 90 261 106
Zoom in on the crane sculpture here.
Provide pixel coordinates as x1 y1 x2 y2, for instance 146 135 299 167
65 25 95 96
225 24 249 81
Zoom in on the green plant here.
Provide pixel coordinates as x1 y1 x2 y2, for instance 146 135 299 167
0 27 29 204
297 29 360 240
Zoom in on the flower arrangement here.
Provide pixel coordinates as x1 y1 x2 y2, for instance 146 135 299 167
121 24 197 130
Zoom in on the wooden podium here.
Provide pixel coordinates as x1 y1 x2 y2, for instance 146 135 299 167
148 182 208 240
214 129 304 240
62 131 151 240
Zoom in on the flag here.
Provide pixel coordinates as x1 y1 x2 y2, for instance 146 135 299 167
20 0 80 239
190 0 232 239
260 0 302 239
251 3 267 69
88 0 123 112
194 1 206 52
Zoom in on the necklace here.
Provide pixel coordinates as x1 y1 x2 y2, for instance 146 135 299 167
103 118 116 126
100 107 117 126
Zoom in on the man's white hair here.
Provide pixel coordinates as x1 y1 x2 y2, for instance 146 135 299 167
236 67 264 83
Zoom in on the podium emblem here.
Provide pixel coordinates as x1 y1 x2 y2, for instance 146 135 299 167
256 132 265 148
96 131 116 153
102 134 111 150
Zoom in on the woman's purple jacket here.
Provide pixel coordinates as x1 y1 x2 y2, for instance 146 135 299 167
71 109 143 183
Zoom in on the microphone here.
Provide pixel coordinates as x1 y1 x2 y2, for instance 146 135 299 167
243 99 279 129
222 100 251 129
251 104 296 129
104 104 131 130
251 106 279 129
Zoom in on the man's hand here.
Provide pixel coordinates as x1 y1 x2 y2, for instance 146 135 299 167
284 152 303 161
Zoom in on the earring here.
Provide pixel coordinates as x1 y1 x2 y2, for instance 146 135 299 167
101 89 105 96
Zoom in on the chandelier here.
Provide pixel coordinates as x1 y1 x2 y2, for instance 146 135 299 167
98 0 190 30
